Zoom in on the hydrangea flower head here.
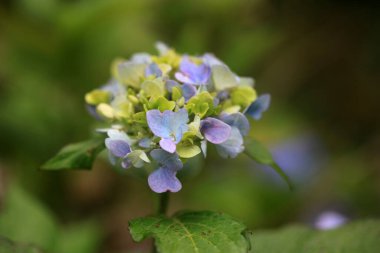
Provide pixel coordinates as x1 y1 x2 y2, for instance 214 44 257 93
85 43 271 193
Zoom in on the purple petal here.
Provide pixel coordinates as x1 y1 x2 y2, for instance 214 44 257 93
220 112 250 136
146 110 172 139
175 72 193 84
150 149 183 170
165 80 180 92
159 138 176 153
175 57 211 85
145 63 162 77
148 167 182 193
181 83 197 101
139 138 152 148
105 139 131 157
200 117 231 144
246 94 271 120
146 109 189 142
216 127 244 158
121 158 132 169
86 104 102 120
216 90 230 102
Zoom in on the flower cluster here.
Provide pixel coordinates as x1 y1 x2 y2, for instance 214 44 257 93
85 43 270 193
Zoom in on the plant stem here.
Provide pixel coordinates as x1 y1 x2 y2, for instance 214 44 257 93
153 192 170 253
157 191 170 215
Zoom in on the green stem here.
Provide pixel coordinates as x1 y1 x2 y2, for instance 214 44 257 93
153 192 170 253
157 191 170 215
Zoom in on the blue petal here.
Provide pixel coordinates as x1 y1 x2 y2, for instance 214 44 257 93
200 117 231 144
246 94 271 120
131 53 152 64
86 104 102 121
146 109 189 143
181 83 197 101
220 112 250 136
216 90 230 101
121 158 132 169
159 138 176 153
145 63 162 77
101 80 124 97
150 149 183 171
202 53 225 66
148 167 182 193
146 110 172 139
216 127 244 158
138 137 153 148
175 57 211 85
165 80 180 92
105 139 131 158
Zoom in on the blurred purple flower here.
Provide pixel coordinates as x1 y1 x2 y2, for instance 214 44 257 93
314 211 347 230
175 57 211 85
148 149 183 193
146 109 189 153
255 134 327 187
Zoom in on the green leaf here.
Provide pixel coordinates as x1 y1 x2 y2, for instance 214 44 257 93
0 184 58 251
0 236 45 253
244 138 293 190
250 219 380 253
41 138 105 170
129 211 249 253
0 184 102 253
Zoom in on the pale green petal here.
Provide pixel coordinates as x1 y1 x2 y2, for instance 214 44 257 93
211 65 238 91
85 90 111 105
114 61 146 88
96 103 115 119
237 77 255 87
185 91 214 118
176 142 201 158
231 86 257 107
149 96 176 112
127 150 150 168
172 86 182 101
158 63 172 75
223 105 241 114
184 115 203 139
141 78 166 97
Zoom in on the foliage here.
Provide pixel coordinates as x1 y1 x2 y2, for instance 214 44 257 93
129 211 249 253
245 138 293 190
250 220 380 253
0 185 102 253
41 137 105 170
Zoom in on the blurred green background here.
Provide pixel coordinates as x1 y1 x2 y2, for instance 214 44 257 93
0 0 379 252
